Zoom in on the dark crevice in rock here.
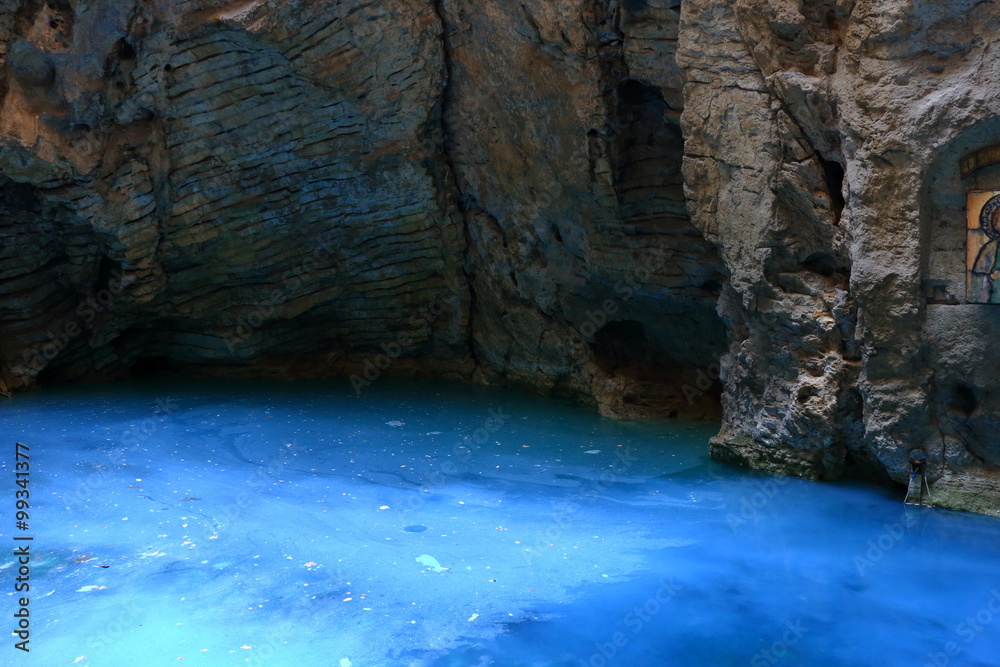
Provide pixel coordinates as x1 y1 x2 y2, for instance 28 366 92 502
582 0 726 419
430 0 479 373
818 154 845 225
623 0 651 12
800 251 844 277
96 255 118 290
610 78 686 226
550 223 563 244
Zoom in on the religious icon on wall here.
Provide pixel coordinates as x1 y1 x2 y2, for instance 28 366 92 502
967 191 1000 304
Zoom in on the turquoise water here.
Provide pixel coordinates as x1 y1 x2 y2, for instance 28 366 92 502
2 379 999 667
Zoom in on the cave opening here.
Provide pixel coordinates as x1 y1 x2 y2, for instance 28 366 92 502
590 318 724 417
129 355 181 379
96 255 118 290
591 319 647 373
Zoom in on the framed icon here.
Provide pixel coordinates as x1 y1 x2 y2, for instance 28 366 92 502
967 190 1000 303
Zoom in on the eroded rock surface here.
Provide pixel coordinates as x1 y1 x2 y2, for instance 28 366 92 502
0 0 726 422
1 0 472 389
680 0 1000 513
2 0 1000 513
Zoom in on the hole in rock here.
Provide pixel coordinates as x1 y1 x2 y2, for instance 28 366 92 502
801 252 843 277
117 39 137 60
551 224 563 243
96 255 118 289
701 279 723 293
797 385 821 404
948 383 979 418
819 155 845 222
591 320 647 373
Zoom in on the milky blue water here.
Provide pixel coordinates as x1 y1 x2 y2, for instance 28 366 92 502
2 379 1000 667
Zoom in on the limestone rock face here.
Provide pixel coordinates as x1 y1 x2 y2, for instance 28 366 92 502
679 0 1000 512
2 1 1000 511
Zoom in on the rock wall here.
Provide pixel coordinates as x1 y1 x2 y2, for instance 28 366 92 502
0 0 727 421
677 0 1000 513
2 0 1000 512
0 0 472 389
442 0 725 418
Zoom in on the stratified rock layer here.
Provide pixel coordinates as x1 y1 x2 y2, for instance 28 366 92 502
1 0 472 389
0 0 726 421
2 1 1000 513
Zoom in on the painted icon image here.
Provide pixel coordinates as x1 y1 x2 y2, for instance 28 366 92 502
967 191 1000 303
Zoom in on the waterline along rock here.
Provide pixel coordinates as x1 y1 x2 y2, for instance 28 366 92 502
1 1 998 515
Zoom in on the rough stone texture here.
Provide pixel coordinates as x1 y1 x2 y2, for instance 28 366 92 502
442 0 725 418
0 0 727 420
3 1 1000 512
0 0 473 390
679 0 1000 511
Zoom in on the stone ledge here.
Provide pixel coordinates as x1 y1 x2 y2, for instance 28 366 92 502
709 433 844 481
924 468 1000 517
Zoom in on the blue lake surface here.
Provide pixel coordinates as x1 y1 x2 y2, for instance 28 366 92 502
2 379 999 666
